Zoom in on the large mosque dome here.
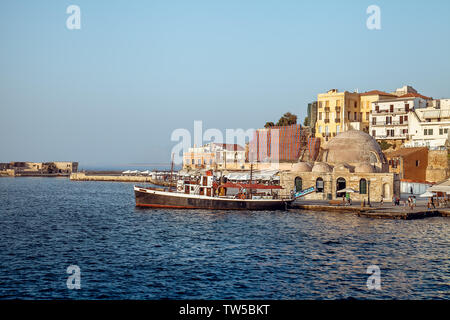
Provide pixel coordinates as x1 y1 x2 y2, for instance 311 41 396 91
321 130 386 165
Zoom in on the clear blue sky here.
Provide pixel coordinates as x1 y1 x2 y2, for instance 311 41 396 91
1 0 450 168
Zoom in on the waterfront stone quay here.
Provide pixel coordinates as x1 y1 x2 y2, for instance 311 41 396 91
70 172 175 186
291 199 450 220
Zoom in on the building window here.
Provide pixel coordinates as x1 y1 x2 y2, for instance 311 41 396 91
386 116 392 124
405 104 410 112
369 152 379 163
354 112 357 121
347 111 350 120
336 177 346 197
191 159 195 165
440 128 444 135
416 160 420 167
354 101 357 108
295 177 302 192
372 117 377 125
319 112 322 120
336 125 340 133
390 105 394 112
359 179 367 194
318 126 322 133
316 178 324 193
366 112 370 121
372 130 376 137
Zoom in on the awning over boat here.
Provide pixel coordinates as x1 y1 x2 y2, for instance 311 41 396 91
224 170 279 181
219 182 282 189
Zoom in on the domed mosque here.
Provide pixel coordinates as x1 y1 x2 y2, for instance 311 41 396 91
280 130 398 201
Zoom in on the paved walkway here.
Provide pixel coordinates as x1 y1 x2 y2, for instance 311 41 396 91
292 198 450 219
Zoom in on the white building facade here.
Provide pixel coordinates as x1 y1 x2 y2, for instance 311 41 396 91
406 99 450 149
183 143 246 169
369 97 428 141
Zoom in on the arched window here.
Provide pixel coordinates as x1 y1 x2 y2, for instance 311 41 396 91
295 177 302 192
360 179 367 194
316 178 324 193
369 151 379 163
336 177 346 197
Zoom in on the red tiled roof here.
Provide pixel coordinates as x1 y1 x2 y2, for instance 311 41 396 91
360 90 396 97
401 179 434 185
399 93 432 100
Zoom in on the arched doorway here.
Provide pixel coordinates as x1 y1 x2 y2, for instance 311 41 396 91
295 177 302 192
316 178 324 193
359 179 367 194
336 177 346 197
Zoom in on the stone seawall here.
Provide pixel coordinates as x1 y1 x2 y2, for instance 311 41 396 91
70 172 175 186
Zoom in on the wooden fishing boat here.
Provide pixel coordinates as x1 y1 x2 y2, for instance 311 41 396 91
134 170 293 210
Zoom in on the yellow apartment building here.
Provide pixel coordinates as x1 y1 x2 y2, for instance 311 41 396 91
315 89 360 143
315 89 398 143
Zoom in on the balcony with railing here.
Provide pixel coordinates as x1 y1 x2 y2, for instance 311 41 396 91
324 118 330 123
374 108 410 115
335 118 341 123
374 133 410 140
372 120 408 126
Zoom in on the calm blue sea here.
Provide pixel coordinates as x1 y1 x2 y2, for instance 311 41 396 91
0 177 448 299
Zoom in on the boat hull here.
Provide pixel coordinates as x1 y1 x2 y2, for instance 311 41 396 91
134 187 291 210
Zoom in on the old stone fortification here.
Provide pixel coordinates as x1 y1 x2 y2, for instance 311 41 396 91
426 150 449 183
70 172 174 186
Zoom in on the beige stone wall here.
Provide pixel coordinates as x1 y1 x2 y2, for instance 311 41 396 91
426 150 449 183
280 171 398 201
70 172 172 185
54 162 78 173
0 169 15 177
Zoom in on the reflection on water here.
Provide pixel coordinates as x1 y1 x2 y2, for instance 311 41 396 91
0 178 448 299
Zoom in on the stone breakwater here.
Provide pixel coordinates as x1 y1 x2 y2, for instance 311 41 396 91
70 172 175 186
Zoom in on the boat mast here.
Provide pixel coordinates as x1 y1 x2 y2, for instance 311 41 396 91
170 152 174 186
249 162 253 197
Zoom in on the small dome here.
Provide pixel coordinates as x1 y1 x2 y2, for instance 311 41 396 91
292 162 312 172
312 162 333 173
355 162 376 173
333 163 353 173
